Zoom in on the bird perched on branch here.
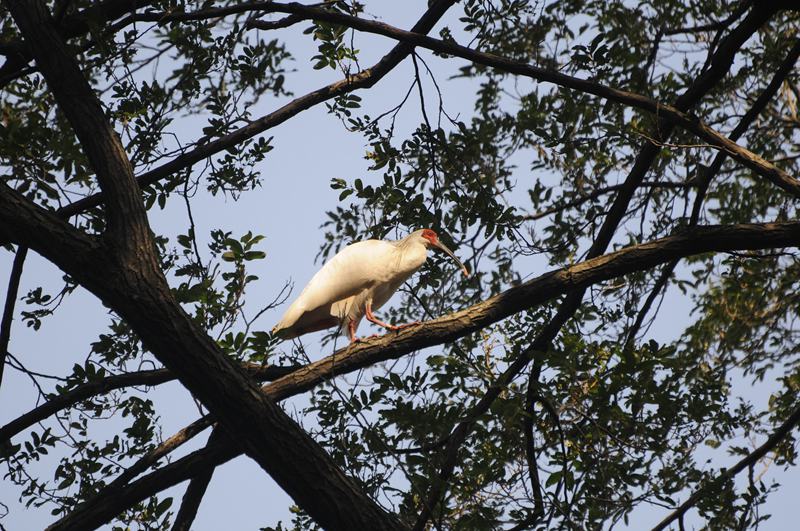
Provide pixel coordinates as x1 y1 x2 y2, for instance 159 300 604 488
272 229 469 343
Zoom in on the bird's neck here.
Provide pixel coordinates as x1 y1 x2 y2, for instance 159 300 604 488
394 238 428 274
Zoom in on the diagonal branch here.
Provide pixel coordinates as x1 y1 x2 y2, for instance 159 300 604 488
264 218 800 398
0 362 298 444
49 220 800 530
112 417 214 490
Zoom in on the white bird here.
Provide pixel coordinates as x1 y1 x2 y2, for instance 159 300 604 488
272 229 469 343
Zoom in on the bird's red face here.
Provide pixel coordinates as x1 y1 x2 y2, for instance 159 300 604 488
418 228 470 277
421 229 439 246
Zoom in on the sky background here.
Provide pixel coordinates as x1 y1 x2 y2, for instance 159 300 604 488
1 2 798 529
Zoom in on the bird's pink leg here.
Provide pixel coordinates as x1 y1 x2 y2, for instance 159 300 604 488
347 319 358 343
347 319 379 344
365 302 420 331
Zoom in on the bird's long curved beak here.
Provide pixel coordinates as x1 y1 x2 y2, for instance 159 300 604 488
433 240 470 277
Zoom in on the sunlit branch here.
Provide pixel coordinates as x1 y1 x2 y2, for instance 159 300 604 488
265 223 800 396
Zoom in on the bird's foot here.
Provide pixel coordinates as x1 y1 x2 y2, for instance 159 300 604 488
350 333 382 344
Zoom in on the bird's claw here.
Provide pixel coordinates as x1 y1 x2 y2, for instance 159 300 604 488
350 333 382 344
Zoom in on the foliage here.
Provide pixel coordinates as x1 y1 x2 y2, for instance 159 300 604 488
1 0 800 530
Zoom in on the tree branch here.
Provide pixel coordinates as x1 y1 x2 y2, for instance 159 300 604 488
0 246 27 389
0 182 100 271
523 364 545 525
0 363 298 444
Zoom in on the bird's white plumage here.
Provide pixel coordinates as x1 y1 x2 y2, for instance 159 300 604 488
272 234 430 340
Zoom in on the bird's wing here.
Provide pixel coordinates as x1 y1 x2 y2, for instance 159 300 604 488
273 240 395 332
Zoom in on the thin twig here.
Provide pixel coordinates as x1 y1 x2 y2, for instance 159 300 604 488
0 246 29 388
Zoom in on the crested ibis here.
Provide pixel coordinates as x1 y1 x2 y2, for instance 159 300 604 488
272 229 469 343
